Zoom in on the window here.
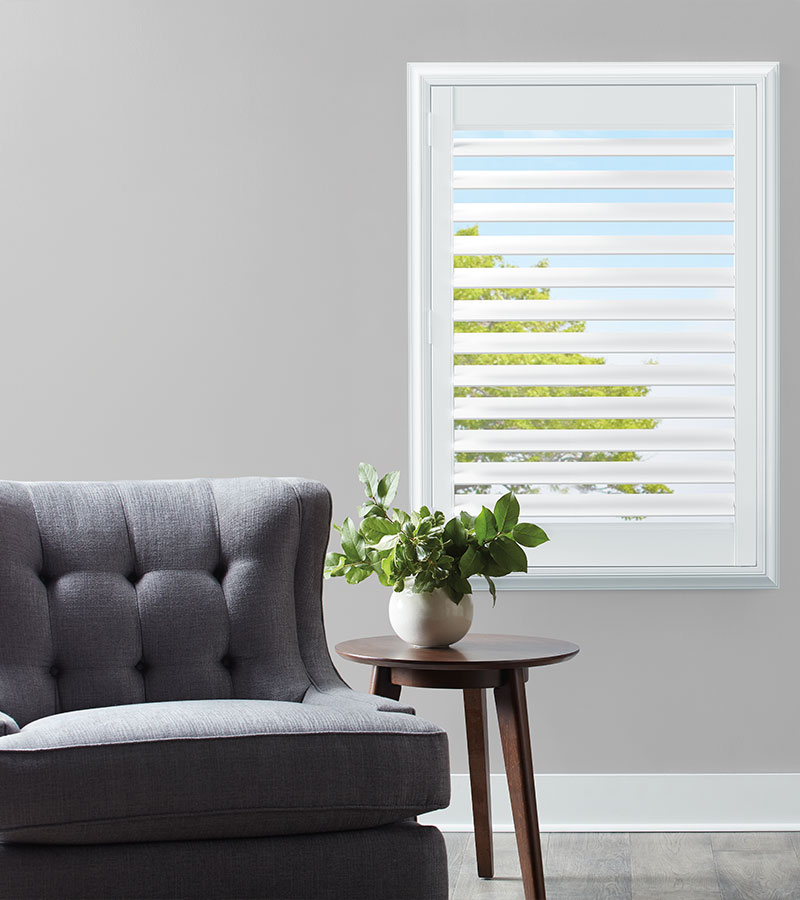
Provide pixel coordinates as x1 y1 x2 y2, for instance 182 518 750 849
408 63 778 588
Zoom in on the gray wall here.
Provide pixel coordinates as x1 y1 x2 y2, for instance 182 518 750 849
0 0 796 775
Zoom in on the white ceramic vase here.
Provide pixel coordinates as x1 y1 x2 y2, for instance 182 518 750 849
388 584 473 648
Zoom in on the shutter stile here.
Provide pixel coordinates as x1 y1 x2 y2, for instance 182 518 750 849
450 123 736 525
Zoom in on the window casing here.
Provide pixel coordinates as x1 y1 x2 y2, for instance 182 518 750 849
408 64 778 589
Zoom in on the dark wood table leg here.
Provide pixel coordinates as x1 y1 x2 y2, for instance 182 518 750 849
494 669 546 900
464 688 494 878
369 665 402 700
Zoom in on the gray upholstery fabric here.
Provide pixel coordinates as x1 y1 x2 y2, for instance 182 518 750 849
303 683 414 714
0 478 416 725
0 821 448 900
0 479 308 726
0 712 19 736
0 477 449 896
0 697 449 843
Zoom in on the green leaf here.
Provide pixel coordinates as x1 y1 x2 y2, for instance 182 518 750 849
340 516 365 562
393 509 410 526
324 552 347 577
358 462 379 498
488 535 528 573
474 506 497 544
376 570 392 587
460 511 475 529
373 533 401 552
377 470 400 507
484 575 497 607
344 565 372 585
413 572 436 594
446 571 473 599
493 492 520 534
361 517 401 543
381 554 394 580
459 545 483 578
483 557 510 577
511 523 550 548
443 516 468 551
436 553 453 573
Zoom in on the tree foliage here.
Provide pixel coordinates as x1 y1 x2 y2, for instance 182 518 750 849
454 225 671 497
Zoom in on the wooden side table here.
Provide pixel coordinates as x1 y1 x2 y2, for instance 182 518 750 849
336 633 579 900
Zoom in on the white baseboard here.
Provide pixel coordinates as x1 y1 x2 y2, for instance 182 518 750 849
419 773 800 832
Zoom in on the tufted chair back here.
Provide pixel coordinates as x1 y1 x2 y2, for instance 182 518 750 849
0 478 334 728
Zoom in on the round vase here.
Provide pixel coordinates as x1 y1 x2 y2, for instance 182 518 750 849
388 585 473 648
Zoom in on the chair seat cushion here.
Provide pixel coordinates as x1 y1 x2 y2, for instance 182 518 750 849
0 699 450 844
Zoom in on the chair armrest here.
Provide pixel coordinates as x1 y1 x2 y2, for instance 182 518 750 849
303 684 416 716
0 711 20 736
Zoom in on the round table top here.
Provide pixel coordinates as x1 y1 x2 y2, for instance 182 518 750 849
335 633 580 671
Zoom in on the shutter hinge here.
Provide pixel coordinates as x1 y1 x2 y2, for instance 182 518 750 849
426 112 432 147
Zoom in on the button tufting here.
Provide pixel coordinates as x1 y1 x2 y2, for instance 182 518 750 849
126 572 139 585
48 665 60 678
212 563 227 582
134 660 146 673
221 655 232 670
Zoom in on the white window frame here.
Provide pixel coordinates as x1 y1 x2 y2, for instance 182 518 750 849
408 62 779 590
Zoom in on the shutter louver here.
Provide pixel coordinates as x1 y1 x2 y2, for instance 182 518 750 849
447 92 736 530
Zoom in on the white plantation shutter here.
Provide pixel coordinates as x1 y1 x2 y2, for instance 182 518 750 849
410 66 778 587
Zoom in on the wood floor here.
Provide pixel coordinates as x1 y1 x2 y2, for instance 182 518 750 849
445 832 800 899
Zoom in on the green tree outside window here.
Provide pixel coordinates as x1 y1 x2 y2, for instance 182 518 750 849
453 225 672 499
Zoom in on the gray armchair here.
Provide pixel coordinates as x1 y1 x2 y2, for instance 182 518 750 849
0 478 450 899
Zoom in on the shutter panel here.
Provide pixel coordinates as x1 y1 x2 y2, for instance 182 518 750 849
438 84 739 538
413 66 777 582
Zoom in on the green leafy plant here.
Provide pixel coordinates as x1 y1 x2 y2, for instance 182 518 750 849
324 463 549 605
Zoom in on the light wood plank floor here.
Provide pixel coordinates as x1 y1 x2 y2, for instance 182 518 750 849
444 833 800 899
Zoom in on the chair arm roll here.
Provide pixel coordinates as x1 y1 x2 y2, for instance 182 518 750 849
303 684 416 716
0 711 20 736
